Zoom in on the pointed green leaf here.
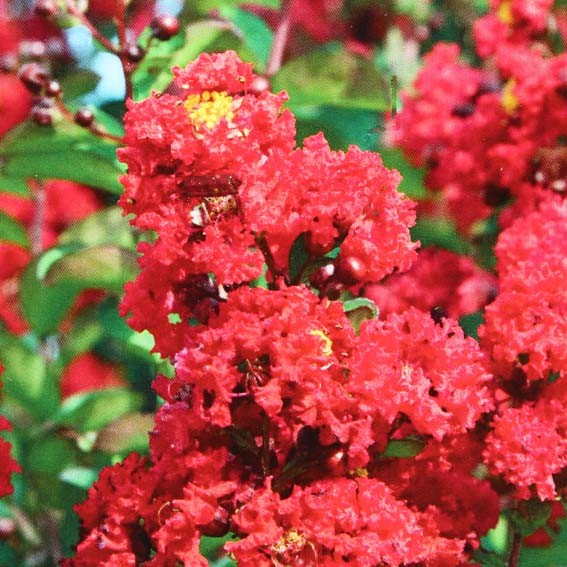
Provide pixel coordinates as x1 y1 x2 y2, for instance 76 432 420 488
0 121 123 194
0 328 59 419
381 437 426 458
19 259 79 337
273 45 390 111
58 207 136 249
44 245 138 292
0 212 29 247
219 6 273 70
411 217 472 255
52 388 143 433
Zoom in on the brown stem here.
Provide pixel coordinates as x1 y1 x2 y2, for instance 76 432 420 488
30 180 46 256
255 233 289 286
54 99 125 144
65 1 118 54
508 530 522 567
266 0 293 77
114 3 134 101
89 123 125 144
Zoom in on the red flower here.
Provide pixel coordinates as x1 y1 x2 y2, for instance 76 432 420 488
60 353 127 399
365 247 497 320
0 366 20 498
349 308 493 441
227 477 468 566
481 196 567 381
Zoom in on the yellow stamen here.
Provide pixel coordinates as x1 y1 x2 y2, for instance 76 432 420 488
309 329 333 356
348 467 369 478
497 1 514 25
184 90 235 130
502 79 519 114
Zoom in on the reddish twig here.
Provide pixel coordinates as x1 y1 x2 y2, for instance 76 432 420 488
266 0 293 77
507 530 522 567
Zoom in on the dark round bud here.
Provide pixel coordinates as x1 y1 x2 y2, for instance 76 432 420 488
123 43 145 63
197 508 229 538
31 104 53 126
18 62 49 93
74 107 95 127
483 183 511 207
248 75 270 95
451 102 475 118
320 280 343 301
151 15 180 40
430 306 447 325
45 79 61 97
334 255 367 286
0 517 16 539
304 232 333 256
309 263 335 289
34 0 58 17
0 53 18 73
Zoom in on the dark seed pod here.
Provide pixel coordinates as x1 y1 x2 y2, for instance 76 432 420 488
31 104 53 126
74 108 95 128
334 255 367 286
34 0 58 17
123 43 145 63
150 15 180 41
44 79 61 97
18 62 49 93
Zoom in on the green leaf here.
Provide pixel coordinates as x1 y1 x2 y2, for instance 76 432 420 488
44 245 138 292
59 466 99 489
343 297 378 333
201 533 237 565
471 548 506 567
132 21 224 100
288 233 309 282
459 311 484 339
0 121 123 194
381 437 426 458
27 437 74 475
194 0 279 11
60 69 101 100
219 6 273 70
58 207 136 249
95 413 154 454
52 388 143 433
411 217 472 255
294 106 380 151
378 146 428 199
482 515 509 554
19 258 79 337
520 504 567 566
0 174 30 196
272 45 390 112
0 328 58 419
0 212 29 247
509 499 552 537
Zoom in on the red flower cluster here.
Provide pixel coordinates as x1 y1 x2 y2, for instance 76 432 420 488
119 51 416 356
67 51 501 566
481 196 567 499
0 365 20 498
391 0 567 507
365 247 497 320
390 0 567 233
